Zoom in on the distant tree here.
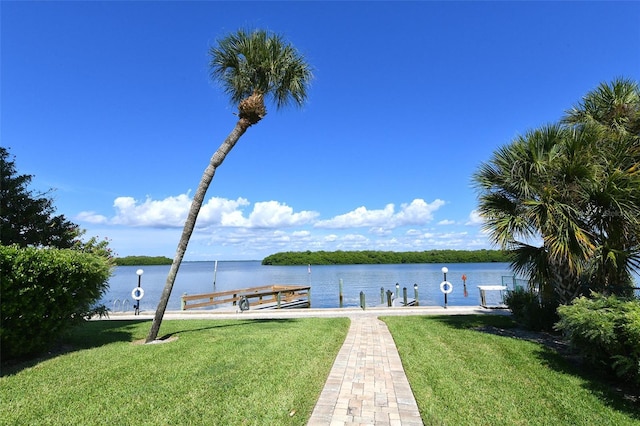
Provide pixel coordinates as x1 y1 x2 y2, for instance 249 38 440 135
261 250 511 265
0 146 115 259
115 256 173 266
146 29 313 343
0 147 114 359
0 147 80 248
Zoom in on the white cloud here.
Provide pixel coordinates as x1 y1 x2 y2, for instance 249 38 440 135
438 231 469 240
394 199 445 226
111 194 192 227
369 227 392 236
201 197 251 226
246 201 319 228
342 233 369 242
315 204 395 229
466 209 484 226
438 219 455 225
335 233 370 250
80 194 318 229
315 198 444 229
76 211 108 224
76 194 497 260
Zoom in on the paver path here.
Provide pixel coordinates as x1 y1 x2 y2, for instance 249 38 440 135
307 316 423 426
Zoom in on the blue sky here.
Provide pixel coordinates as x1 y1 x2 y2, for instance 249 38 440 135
3 1 639 261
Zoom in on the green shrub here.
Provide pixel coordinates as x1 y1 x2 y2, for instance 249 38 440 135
556 293 640 385
504 287 559 331
0 245 112 360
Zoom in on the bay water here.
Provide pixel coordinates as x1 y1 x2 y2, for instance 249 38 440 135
102 261 515 313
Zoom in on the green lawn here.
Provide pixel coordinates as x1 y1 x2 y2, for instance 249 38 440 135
383 315 640 426
3 315 639 425
1 318 349 426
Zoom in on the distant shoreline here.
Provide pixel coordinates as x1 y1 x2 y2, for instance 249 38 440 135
115 250 512 266
261 249 511 266
114 256 173 266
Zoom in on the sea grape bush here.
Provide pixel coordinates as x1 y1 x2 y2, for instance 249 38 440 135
0 245 112 360
556 294 640 385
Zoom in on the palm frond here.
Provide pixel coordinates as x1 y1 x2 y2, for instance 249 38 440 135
563 77 640 136
209 29 313 111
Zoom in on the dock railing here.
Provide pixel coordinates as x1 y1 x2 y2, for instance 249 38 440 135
181 284 311 311
502 275 528 290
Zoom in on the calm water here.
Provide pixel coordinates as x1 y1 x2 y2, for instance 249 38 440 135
102 261 515 312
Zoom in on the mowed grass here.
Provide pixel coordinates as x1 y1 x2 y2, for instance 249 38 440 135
383 315 640 426
1 318 349 426
4 315 640 426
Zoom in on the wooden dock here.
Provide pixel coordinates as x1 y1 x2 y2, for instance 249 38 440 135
379 287 419 308
391 298 418 307
181 284 311 311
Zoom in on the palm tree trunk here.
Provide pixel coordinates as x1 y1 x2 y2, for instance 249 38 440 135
549 259 580 305
146 119 250 343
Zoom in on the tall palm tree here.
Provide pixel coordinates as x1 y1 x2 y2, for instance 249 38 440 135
474 78 640 307
146 29 312 343
473 124 596 305
563 78 640 294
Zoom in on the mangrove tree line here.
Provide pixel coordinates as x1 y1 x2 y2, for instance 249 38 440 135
262 249 510 265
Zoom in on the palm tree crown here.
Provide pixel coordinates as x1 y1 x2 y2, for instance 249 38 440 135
209 29 313 125
563 77 640 136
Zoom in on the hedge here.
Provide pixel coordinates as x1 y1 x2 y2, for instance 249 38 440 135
556 294 640 385
1 245 112 360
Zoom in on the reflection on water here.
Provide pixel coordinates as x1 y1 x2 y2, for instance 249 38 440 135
102 261 515 312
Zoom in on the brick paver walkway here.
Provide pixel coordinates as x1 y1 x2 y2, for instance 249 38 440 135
307 316 423 426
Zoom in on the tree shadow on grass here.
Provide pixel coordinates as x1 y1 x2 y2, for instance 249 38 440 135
1 318 304 377
424 313 518 330
428 315 640 420
1 319 145 377
157 318 301 340
534 347 640 420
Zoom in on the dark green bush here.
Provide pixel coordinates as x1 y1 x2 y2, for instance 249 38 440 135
504 287 559 331
556 294 640 385
0 245 112 360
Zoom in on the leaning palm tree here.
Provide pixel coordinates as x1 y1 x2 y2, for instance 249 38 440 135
146 29 312 343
